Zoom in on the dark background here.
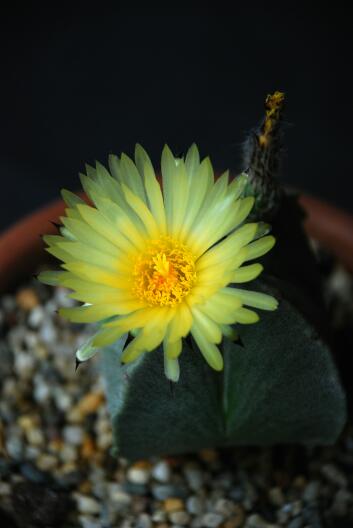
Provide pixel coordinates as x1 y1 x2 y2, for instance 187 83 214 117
1 5 353 230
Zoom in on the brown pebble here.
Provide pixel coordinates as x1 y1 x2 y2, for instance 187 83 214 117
79 480 92 494
132 460 153 470
66 407 84 424
92 451 105 465
165 455 185 468
48 438 64 453
293 475 307 489
16 288 39 310
131 496 149 514
154 524 169 528
221 505 245 528
57 462 77 475
199 448 219 463
17 414 39 431
74 391 105 417
80 435 96 459
36 454 58 471
163 497 184 513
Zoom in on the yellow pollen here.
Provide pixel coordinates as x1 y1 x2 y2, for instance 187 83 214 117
133 237 196 306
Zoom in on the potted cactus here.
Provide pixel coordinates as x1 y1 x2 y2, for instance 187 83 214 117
31 92 346 460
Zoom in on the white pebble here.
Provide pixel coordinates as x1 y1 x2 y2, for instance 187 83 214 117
36 454 58 471
75 494 101 514
26 427 45 446
5 429 23 459
96 431 112 450
14 352 35 378
186 495 204 515
245 513 275 528
54 388 73 412
33 377 51 403
214 498 236 516
55 287 76 307
108 484 132 505
60 443 77 463
28 306 45 327
127 466 150 485
8 326 26 351
321 463 348 488
45 299 58 312
79 516 101 528
201 512 224 528
95 417 111 435
136 513 152 528
184 464 204 491
39 318 57 343
24 331 39 348
63 425 84 445
152 460 171 483
169 510 190 525
330 488 352 517
151 510 167 522
268 487 284 507
25 445 41 460
303 480 320 503
0 482 11 495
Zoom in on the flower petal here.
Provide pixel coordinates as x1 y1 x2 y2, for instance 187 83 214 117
167 303 193 343
244 235 276 261
228 288 278 311
231 263 263 283
142 159 167 234
163 351 180 382
191 325 223 371
191 307 222 344
120 184 160 238
232 307 259 324
196 224 258 272
164 338 182 359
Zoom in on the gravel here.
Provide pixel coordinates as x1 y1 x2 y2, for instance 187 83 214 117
0 275 352 527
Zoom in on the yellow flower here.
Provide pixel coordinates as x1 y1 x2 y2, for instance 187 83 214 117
39 144 277 381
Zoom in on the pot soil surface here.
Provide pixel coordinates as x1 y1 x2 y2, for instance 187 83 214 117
0 246 352 528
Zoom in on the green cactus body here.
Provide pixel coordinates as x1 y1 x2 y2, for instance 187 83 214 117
243 91 285 220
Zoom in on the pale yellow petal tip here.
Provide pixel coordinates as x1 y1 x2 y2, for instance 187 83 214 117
76 337 98 362
162 143 173 159
268 235 276 248
211 355 224 371
269 297 279 311
252 312 260 323
164 355 180 382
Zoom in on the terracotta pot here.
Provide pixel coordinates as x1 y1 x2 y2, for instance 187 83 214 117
1 193 353 293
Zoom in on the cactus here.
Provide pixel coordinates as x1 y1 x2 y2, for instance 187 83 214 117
101 280 345 460
243 91 285 219
39 93 347 460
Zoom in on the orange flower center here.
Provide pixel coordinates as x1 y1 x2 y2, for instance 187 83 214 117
133 236 196 306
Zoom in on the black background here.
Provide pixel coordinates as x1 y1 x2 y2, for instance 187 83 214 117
1 5 353 230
